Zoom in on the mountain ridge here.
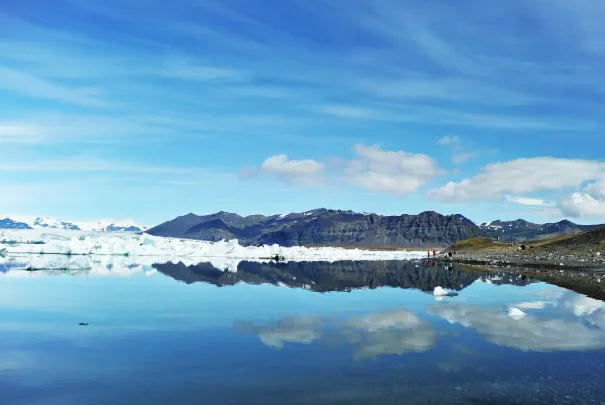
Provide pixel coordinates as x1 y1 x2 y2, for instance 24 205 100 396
148 209 485 247
0 216 146 232
148 209 604 247
478 218 602 242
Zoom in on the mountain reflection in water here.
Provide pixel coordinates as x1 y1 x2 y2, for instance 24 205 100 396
152 260 531 293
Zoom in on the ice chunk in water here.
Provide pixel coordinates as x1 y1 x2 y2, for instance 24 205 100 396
507 307 526 320
433 286 449 296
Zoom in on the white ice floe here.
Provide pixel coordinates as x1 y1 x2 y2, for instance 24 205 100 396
507 308 527 320
433 286 450 296
0 230 426 273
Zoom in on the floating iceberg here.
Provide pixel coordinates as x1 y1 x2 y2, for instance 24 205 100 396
433 286 450 296
507 308 527 320
0 230 426 272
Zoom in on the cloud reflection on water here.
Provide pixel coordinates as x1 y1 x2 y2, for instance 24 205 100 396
428 300 605 352
237 307 437 359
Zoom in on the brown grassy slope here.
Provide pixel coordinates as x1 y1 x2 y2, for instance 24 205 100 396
448 226 605 253
446 237 512 252
534 226 605 252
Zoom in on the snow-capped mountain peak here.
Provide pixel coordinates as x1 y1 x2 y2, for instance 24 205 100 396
89 220 148 232
0 216 146 232
33 217 81 230
0 218 32 230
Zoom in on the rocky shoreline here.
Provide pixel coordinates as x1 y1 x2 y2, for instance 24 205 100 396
437 250 605 300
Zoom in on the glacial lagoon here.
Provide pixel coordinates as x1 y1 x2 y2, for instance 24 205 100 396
1 259 605 405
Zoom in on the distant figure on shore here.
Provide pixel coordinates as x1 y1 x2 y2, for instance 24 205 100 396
432 250 436 257
427 251 431 258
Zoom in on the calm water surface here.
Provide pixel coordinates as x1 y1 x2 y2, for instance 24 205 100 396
1 259 605 405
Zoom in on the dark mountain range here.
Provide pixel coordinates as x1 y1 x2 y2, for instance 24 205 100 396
152 260 532 293
148 209 604 247
479 219 602 242
147 209 484 248
0 218 32 230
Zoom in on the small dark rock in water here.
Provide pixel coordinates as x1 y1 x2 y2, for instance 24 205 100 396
79 323 89 326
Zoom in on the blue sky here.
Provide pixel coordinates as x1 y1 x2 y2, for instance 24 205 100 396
1 0 605 225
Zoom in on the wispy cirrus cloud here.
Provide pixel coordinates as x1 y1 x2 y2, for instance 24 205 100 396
0 67 105 107
436 135 482 165
0 155 195 174
437 135 460 146
312 105 379 119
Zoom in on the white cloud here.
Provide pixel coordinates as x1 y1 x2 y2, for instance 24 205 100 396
347 144 442 195
558 192 605 217
584 178 605 200
437 135 460 146
313 105 378 119
429 157 605 202
260 154 325 186
506 195 555 207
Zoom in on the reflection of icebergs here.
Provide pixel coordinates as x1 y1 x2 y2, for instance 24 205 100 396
0 230 426 268
0 254 250 277
235 316 324 348
429 302 605 351
0 255 158 277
